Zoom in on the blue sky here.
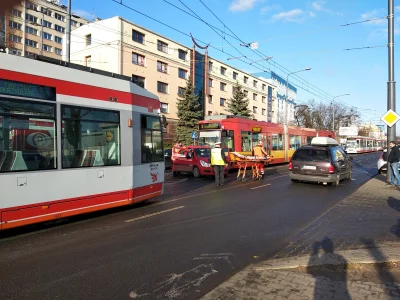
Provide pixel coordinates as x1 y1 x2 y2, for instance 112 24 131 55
68 0 399 127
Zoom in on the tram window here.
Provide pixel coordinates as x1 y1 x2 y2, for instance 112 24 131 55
241 131 252 152
289 135 301 150
0 98 56 172
272 134 284 150
307 137 313 145
221 130 234 151
61 106 121 168
141 115 163 163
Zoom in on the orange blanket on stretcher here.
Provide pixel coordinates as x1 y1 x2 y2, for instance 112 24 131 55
232 152 271 162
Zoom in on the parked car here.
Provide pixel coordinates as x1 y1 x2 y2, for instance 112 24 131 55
377 148 400 174
289 137 353 187
164 148 172 169
172 145 228 178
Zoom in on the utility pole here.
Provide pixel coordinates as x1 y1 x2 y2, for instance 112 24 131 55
65 0 71 63
386 0 396 181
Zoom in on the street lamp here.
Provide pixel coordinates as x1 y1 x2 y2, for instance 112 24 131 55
284 67 311 162
331 93 350 131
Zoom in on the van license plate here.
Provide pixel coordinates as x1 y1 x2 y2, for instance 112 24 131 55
302 165 316 170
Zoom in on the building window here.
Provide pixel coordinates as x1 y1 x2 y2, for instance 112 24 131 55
208 95 213 103
42 32 52 40
208 111 213 116
244 76 248 84
71 20 77 27
232 86 237 93
25 14 38 23
233 72 238 80
61 106 121 168
141 115 163 163
220 82 226 91
85 34 91 46
262 108 266 115
178 68 187 79
0 98 56 172
220 98 226 106
43 44 52 52
178 87 185 96
85 55 91 67
253 106 258 114
25 26 38 35
208 61 213 71
25 38 37 48
132 75 145 88
9 21 22 30
54 13 65 21
243 90 248 97
9 48 22 56
132 53 145 66
41 7 52 16
262 96 266 103
55 48 62 55
220 67 226 76
208 78 213 87
55 25 65 33
11 9 22 17
157 40 168 53
253 93 257 101
157 81 168 94
161 102 169 114
178 49 187 60
9 34 22 43
132 29 144 44
157 61 168 73
26 2 38 10
42 20 52 28
55 36 62 44
253 80 258 88
262 84 266 91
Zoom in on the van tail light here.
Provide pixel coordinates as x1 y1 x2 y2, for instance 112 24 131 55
289 162 292 170
379 152 384 159
328 164 335 173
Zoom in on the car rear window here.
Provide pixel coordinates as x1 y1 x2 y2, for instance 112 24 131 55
292 149 330 162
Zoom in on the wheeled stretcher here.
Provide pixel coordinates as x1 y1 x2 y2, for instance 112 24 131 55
231 152 271 181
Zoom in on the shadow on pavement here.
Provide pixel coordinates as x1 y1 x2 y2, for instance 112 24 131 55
306 237 350 300
360 238 400 297
388 197 400 239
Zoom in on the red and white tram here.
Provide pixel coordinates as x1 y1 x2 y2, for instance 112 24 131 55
0 53 164 230
345 136 386 154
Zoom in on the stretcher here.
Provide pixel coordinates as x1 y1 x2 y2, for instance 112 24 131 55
231 152 271 181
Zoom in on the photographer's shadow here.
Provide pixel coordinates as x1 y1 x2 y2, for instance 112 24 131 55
307 237 350 300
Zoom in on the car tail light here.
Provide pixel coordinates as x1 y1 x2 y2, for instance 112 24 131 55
328 164 335 173
289 162 292 170
379 152 384 159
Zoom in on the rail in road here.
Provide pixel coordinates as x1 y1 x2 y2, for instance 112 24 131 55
0 152 381 300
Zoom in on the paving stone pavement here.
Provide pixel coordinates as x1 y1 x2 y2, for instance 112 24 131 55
202 177 400 300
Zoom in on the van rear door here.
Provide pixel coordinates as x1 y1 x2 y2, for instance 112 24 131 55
291 148 331 176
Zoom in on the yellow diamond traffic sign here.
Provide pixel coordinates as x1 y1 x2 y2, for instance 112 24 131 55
381 109 400 127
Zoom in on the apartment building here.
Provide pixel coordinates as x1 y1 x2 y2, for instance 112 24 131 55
67 16 278 140
4 0 89 58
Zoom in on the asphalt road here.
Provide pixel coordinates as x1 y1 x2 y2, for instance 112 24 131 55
0 152 380 300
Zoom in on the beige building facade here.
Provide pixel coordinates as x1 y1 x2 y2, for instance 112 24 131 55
4 0 88 58
67 16 278 140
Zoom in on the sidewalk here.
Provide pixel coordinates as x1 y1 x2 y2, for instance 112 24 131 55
202 177 400 300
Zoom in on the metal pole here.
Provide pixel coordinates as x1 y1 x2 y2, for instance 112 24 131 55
40 11 43 55
386 0 396 182
65 0 71 62
332 104 335 131
22 0 26 56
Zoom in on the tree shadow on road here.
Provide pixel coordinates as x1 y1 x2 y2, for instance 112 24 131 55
306 237 350 300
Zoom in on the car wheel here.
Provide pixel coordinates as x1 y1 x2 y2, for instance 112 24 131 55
193 166 201 179
347 169 352 180
331 175 340 187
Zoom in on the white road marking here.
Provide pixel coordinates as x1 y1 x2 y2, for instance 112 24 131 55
125 206 185 223
193 253 235 269
250 183 272 190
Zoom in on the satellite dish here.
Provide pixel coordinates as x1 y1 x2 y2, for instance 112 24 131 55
250 42 258 50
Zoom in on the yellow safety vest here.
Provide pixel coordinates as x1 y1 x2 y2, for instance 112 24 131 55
211 148 225 166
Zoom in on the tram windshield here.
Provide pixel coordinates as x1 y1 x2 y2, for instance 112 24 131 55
346 139 358 148
199 130 220 148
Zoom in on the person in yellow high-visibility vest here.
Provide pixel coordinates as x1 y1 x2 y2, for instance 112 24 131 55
211 142 228 186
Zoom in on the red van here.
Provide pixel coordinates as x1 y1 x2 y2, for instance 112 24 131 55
172 146 229 178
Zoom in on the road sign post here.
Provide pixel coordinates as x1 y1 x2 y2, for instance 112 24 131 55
192 131 198 145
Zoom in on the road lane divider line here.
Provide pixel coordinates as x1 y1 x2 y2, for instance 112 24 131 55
250 184 271 190
125 206 185 223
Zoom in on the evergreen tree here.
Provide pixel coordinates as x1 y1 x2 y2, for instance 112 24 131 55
226 81 252 118
176 77 203 145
